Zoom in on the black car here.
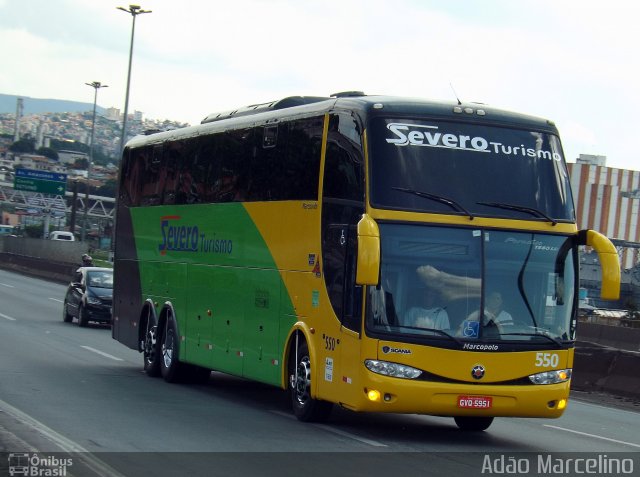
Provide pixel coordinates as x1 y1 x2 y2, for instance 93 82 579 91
62 267 113 326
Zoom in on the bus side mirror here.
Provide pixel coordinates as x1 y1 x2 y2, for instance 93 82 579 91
578 230 620 300
356 214 380 285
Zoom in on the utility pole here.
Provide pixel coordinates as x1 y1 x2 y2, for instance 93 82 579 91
113 4 152 258
82 81 108 242
116 4 152 154
69 179 79 235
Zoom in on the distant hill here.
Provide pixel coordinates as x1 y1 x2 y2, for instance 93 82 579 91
0 93 106 115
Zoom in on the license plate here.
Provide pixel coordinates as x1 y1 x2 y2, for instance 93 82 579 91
457 395 493 409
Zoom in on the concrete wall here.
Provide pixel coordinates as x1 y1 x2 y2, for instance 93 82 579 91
0 235 87 264
0 235 88 283
573 344 640 399
577 322 640 353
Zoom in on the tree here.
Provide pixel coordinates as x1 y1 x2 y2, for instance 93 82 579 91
37 147 59 160
9 137 36 153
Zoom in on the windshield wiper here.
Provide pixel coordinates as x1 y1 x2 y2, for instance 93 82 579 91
499 330 565 348
392 187 474 220
477 201 557 225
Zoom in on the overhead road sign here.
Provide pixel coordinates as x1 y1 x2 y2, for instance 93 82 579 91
13 168 67 195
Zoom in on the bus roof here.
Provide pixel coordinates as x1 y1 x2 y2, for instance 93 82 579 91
125 93 559 149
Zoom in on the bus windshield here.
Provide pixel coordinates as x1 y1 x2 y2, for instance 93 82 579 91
367 224 577 347
368 118 574 222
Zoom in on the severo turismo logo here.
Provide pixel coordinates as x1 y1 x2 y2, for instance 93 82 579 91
385 122 563 161
158 215 233 256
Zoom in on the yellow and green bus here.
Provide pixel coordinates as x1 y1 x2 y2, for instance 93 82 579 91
112 92 620 431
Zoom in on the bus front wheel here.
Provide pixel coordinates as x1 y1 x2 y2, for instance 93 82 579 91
290 342 332 422
454 416 494 431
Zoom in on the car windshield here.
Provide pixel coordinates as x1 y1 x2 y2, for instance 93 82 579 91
368 117 574 222
366 224 577 347
87 271 113 289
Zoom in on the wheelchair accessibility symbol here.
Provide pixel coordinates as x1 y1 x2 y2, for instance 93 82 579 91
461 320 479 338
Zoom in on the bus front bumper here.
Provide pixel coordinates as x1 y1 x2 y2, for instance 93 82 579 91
341 373 571 418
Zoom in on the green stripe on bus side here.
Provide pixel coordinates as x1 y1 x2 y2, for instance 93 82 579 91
129 203 296 386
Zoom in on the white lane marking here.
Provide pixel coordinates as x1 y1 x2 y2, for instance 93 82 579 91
313 423 388 447
270 410 387 447
0 282 15 288
0 398 128 477
49 297 63 303
544 424 640 449
80 345 124 361
0 312 17 321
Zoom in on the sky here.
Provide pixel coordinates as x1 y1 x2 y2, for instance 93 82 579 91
1 0 639 171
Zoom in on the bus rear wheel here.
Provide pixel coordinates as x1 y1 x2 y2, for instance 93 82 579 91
454 416 494 431
160 316 185 383
290 342 332 422
142 316 161 377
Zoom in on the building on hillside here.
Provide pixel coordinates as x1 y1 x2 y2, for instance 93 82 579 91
106 108 120 121
58 150 89 166
568 154 640 270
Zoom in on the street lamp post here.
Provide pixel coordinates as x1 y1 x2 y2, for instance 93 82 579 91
83 81 108 243
112 4 151 258
117 4 152 154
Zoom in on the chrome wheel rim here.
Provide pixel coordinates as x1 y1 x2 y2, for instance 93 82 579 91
294 356 311 406
162 326 174 369
144 325 157 364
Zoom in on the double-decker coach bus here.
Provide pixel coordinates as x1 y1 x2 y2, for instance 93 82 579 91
113 92 620 431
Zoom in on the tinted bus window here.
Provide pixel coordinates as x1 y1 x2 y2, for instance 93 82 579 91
283 117 323 200
369 118 574 221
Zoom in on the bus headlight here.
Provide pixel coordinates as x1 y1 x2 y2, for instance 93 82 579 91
529 369 572 385
365 359 422 379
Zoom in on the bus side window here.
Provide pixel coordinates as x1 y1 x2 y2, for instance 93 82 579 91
322 113 365 332
121 146 147 206
140 145 164 206
162 141 186 205
251 123 289 201
198 134 223 204
212 128 253 203
285 118 323 200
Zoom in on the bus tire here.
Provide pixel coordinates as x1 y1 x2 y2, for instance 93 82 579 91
160 316 184 383
290 341 332 422
454 416 494 431
142 314 161 377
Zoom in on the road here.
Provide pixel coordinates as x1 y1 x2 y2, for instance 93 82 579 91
0 269 638 476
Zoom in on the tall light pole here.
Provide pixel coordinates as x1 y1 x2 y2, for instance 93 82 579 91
117 4 152 154
83 81 108 243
